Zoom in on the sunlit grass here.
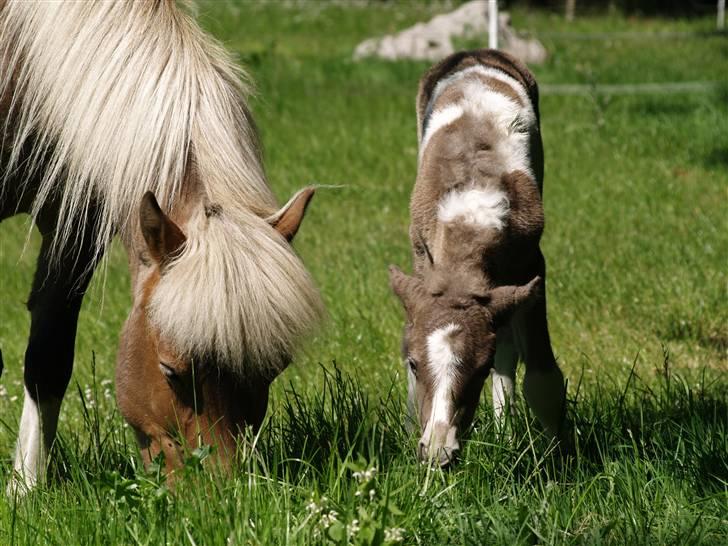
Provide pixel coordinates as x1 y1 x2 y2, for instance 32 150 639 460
1 3 726 544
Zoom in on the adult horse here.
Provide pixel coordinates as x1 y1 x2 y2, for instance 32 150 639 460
0 1 323 492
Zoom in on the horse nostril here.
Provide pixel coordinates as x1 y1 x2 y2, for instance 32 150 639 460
418 442 428 461
439 447 459 468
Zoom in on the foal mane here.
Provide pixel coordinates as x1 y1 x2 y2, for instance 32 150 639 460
0 1 323 375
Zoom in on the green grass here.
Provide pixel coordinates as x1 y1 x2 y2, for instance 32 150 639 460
1 2 727 544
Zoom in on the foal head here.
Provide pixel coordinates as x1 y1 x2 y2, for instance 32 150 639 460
116 188 318 471
389 265 540 466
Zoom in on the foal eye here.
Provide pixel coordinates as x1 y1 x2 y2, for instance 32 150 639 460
159 362 176 379
406 357 418 375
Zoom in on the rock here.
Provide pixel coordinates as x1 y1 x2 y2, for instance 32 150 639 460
353 0 547 65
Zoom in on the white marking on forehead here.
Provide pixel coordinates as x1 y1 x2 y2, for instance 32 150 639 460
426 323 461 427
438 187 510 230
427 323 461 381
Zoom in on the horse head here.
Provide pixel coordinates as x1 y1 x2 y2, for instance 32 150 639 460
116 188 319 472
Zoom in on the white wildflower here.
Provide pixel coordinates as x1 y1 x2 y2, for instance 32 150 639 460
306 498 322 514
384 527 405 543
347 519 360 536
353 467 377 482
320 510 338 528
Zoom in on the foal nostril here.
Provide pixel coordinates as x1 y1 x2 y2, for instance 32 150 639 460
418 441 428 461
438 447 459 468
417 441 460 467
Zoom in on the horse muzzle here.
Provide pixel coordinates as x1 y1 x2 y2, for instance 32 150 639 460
418 421 460 467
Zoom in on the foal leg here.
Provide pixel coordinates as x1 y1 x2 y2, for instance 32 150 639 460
491 324 518 429
513 287 567 441
8 224 97 494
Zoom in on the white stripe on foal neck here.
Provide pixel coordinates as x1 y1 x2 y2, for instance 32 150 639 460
438 187 510 230
8 388 61 495
419 65 536 176
419 104 464 158
426 323 461 427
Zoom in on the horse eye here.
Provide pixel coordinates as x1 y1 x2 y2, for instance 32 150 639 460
159 362 176 379
406 357 418 375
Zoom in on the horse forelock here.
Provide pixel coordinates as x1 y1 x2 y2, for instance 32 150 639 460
0 1 276 262
147 205 324 378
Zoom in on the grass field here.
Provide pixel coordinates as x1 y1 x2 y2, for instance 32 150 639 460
1 2 726 544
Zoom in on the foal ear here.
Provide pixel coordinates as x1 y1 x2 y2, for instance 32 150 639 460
267 186 316 243
139 191 187 268
487 276 542 323
389 265 422 312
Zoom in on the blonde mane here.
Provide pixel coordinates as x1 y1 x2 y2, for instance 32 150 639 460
0 1 323 375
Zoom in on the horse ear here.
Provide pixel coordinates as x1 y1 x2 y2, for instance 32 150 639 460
389 265 422 312
267 186 315 243
487 276 542 324
139 191 186 268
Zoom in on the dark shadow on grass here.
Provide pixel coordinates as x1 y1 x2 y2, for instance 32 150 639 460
37 357 726 502
565 359 727 496
254 362 410 479
703 146 728 171
250 359 727 498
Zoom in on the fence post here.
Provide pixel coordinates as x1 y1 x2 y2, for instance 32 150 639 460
488 0 498 49
566 0 576 22
719 0 726 30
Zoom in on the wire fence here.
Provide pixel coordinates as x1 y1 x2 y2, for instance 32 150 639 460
540 81 721 96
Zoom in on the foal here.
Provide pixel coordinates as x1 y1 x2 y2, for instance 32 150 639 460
390 50 567 466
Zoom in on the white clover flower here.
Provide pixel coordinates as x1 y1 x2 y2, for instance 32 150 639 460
368 488 376 500
384 527 405 543
101 379 112 386
320 510 338 528
10 395 18 402
347 519 360 536
353 466 377 482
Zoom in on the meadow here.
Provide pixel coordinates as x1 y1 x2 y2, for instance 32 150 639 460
0 2 726 544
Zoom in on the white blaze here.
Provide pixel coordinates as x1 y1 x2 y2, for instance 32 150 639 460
425 323 461 429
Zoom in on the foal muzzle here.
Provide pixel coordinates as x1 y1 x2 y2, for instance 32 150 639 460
418 421 460 467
